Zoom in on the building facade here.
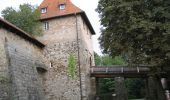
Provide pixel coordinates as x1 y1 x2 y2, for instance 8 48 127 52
0 0 96 100
38 0 96 100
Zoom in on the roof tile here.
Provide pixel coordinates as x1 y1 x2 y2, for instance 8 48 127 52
39 0 83 19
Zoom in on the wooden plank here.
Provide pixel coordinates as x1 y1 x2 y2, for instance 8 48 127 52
90 66 150 78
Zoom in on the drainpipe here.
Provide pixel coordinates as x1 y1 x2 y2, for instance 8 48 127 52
75 13 83 100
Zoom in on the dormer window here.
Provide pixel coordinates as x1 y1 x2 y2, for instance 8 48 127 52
41 7 47 13
59 4 65 10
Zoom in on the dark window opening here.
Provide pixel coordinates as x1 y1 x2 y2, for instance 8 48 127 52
41 7 47 13
59 4 65 10
90 57 92 66
44 22 49 30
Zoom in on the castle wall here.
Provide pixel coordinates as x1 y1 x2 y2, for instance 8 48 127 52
39 14 96 100
40 15 81 100
38 16 77 43
78 15 96 100
0 28 47 100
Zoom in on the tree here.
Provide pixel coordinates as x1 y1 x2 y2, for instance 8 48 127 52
94 53 126 99
94 53 146 99
1 4 42 36
94 52 102 66
94 53 125 66
125 78 145 99
96 0 169 99
96 0 170 70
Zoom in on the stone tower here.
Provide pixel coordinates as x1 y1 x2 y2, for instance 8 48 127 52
38 0 96 100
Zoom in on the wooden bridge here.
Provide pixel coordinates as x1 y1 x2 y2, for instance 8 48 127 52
90 65 170 100
90 65 150 78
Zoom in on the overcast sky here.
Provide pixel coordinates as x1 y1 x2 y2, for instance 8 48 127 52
0 0 102 55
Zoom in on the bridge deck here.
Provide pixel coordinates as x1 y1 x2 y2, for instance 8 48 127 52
90 65 150 78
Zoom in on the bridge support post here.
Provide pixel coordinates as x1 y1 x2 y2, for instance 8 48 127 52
95 78 100 96
89 77 96 100
114 77 128 100
145 78 150 100
147 76 166 100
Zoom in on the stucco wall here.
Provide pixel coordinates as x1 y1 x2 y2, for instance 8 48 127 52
0 28 47 100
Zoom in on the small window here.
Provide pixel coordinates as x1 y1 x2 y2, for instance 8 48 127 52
90 57 92 66
50 61 53 68
41 7 47 13
44 22 49 30
59 4 65 10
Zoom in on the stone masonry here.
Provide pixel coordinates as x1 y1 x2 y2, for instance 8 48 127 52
39 15 95 100
0 25 47 100
0 0 96 99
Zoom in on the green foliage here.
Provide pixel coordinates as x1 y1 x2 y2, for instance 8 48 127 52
94 53 125 95
94 52 126 66
125 79 145 99
68 54 76 79
94 53 145 99
94 52 102 66
98 78 115 94
104 55 125 65
96 0 170 71
1 4 42 36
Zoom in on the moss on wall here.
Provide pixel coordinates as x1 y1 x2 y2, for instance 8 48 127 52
0 76 9 84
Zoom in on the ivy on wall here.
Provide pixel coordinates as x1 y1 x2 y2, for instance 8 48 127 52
67 54 76 79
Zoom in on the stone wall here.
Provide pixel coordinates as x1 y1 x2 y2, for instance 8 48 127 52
43 41 80 100
78 15 96 100
0 12 95 100
37 16 77 44
0 28 47 100
38 15 81 100
0 29 10 100
39 14 96 100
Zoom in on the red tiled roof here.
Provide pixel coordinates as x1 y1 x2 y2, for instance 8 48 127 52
39 0 83 20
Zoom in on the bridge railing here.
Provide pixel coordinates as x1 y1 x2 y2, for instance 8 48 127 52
90 66 150 78
91 66 150 73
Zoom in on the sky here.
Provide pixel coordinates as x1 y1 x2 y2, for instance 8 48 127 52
0 0 102 55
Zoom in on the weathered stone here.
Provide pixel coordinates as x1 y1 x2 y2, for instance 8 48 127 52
114 77 128 100
0 2 95 100
38 15 95 100
0 28 47 100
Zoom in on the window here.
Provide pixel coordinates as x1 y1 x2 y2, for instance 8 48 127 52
90 57 92 66
41 7 47 13
59 4 65 10
50 61 53 68
44 22 49 30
